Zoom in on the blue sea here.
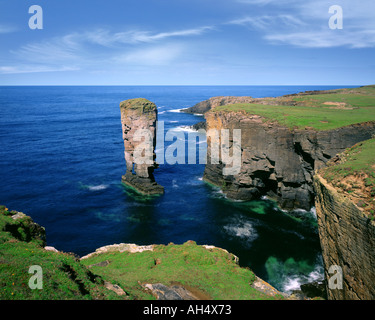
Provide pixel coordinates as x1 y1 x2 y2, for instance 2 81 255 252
0 85 353 293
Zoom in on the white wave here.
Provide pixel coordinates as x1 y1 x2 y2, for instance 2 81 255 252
185 176 205 186
158 111 166 114
170 125 197 133
282 263 324 294
194 113 204 116
169 120 179 123
172 179 179 189
87 184 108 191
283 276 302 293
168 108 183 113
293 208 309 214
224 220 258 243
212 188 225 198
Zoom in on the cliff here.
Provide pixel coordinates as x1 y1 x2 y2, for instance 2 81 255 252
314 138 375 300
120 98 164 195
201 86 375 210
204 110 375 210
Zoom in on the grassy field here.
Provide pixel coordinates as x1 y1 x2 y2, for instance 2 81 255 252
80 241 279 300
214 85 375 131
320 138 375 218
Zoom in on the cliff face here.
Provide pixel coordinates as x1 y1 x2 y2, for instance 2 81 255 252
120 98 164 195
314 174 375 300
204 110 375 210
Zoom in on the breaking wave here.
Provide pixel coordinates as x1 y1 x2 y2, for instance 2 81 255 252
87 184 109 191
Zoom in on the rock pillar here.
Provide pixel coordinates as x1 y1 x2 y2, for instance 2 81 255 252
120 98 164 195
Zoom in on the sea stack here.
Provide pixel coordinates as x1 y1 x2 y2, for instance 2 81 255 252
120 98 164 195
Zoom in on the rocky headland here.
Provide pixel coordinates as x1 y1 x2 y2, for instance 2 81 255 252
204 111 375 210
184 86 375 211
120 98 164 195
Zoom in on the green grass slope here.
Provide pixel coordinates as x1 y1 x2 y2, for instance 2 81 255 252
215 85 375 131
0 206 281 300
0 206 120 300
80 241 280 300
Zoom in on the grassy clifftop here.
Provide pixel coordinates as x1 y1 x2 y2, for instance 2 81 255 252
214 85 375 131
319 138 375 219
0 206 121 300
120 98 157 113
0 206 283 300
80 241 281 300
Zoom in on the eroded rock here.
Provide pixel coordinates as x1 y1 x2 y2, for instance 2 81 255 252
204 110 375 210
120 98 164 195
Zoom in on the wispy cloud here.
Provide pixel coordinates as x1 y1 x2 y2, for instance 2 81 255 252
113 44 183 66
266 29 375 48
0 65 78 74
232 0 375 48
80 26 213 47
229 14 306 30
5 25 214 74
0 24 17 34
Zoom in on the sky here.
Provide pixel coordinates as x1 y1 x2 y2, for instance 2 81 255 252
0 0 374 85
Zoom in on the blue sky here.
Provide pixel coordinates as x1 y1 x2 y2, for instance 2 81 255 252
0 0 374 85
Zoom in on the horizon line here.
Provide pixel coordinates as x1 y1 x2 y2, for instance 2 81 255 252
0 84 368 87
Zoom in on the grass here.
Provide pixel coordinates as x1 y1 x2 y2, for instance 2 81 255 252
0 240 118 300
81 240 279 300
214 85 375 131
0 206 281 300
320 138 375 217
120 98 157 113
0 206 120 300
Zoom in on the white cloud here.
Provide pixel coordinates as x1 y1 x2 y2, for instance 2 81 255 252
0 25 16 34
5 25 213 74
81 26 213 47
266 29 375 48
0 65 78 74
113 44 183 66
232 0 375 48
229 14 306 30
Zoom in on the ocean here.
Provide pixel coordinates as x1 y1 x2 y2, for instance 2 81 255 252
0 85 353 293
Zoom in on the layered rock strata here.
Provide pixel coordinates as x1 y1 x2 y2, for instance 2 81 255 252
314 174 375 300
203 110 375 210
120 98 164 195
